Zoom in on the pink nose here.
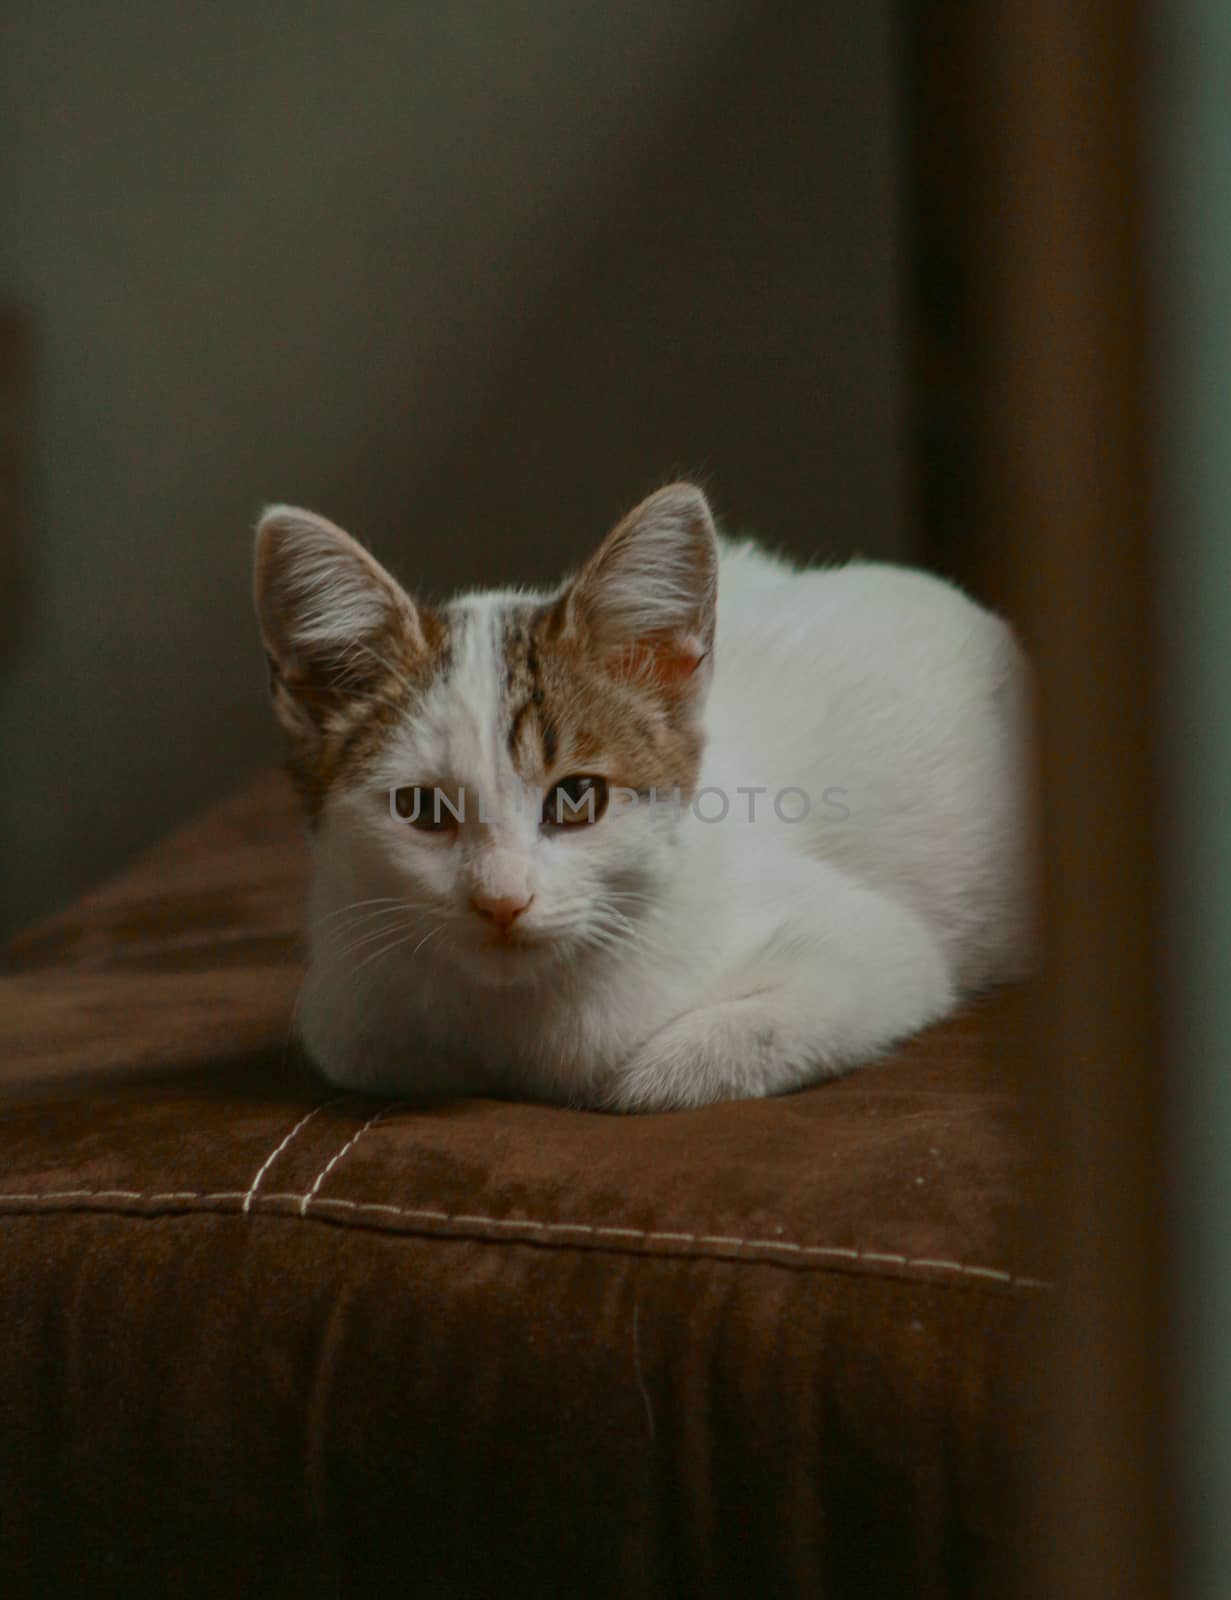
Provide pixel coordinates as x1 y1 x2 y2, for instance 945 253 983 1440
470 892 533 929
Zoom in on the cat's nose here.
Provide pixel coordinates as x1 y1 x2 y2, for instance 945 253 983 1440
470 891 534 929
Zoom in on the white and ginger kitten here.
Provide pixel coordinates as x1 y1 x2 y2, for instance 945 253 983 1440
254 484 1030 1112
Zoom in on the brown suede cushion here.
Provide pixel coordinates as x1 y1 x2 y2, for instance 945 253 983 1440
0 774 1045 1598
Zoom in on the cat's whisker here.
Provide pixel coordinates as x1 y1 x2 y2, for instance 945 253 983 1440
409 924 448 960
605 914 666 940
318 896 406 925
319 905 411 943
592 914 673 962
317 901 408 937
327 915 415 965
529 905 664 962
316 915 408 947
605 888 660 907
283 969 310 1064
349 926 420 978
577 924 635 956
598 886 661 916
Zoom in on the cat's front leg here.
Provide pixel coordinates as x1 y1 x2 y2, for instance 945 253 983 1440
602 880 956 1113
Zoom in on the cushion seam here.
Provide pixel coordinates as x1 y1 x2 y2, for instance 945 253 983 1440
0 1188 1050 1293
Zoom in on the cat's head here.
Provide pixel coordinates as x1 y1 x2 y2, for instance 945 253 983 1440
253 485 718 986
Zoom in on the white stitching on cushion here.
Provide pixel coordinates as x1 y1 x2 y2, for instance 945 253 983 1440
0 1185 1050 1290
298 1104 396 1217
241 1099 344 1214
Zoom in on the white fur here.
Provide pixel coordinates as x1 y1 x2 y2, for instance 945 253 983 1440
287 520 1032 1112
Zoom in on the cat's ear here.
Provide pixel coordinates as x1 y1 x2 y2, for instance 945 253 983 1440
567 483 718 700
253 505 427 741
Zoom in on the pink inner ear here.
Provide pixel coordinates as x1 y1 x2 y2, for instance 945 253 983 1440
612 637 706 694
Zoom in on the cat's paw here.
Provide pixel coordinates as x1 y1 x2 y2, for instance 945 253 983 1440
602 996 821 1113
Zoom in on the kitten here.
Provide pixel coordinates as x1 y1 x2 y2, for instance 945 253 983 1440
254 484 1030 1112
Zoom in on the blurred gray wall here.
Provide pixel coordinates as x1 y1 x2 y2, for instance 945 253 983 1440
0 2 907 938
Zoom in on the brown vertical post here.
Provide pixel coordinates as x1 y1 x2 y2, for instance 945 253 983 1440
982 2 1172 1595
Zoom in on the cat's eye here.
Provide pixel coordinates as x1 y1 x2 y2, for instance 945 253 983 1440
542 775 609 829
390 785 461 832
